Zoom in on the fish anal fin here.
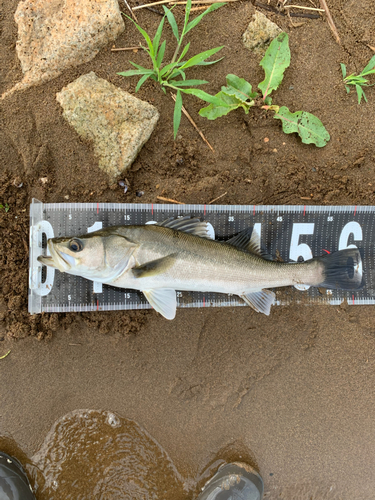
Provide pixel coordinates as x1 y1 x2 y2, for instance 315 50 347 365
241 289 275 316
132 254 176 278
143 289 176 320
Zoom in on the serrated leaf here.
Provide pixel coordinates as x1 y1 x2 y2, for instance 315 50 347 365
340 63 346 79
221 74 258 102
258 33 290 100
199 91 253 120
274 106 330 147
173 90 183 139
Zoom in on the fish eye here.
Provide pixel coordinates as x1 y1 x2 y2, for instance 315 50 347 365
68 238 83 252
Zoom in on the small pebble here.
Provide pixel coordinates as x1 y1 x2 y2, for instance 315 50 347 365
264 137 269 143
136 191 144 197
64 195 70 200
118 180 128 194
289 85 294 90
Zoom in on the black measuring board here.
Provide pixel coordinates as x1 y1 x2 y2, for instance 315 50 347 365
29 199 375 314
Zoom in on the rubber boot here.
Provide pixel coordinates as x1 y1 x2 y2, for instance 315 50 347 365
196 462 263 500
0 452 36 500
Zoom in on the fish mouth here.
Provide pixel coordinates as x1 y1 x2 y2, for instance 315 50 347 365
37 241 75 271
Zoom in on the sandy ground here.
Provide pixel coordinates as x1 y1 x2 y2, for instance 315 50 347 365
1 0 375 498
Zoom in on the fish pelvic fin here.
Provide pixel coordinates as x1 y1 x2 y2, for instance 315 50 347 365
143 289 176 320
132 254 177 278
241 289 276 316
314 247 363 290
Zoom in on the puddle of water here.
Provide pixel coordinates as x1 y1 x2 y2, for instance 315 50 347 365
1 410 187 500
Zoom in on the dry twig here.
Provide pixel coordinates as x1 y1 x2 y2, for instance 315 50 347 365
157 196 185 204
133 0 239 10
319 0 340 45
170 93 214 152
208 192 227 204
111 46 143 52
123 0 139 21
284 4 324 11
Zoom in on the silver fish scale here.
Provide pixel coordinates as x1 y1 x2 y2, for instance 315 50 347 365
29 199 375 314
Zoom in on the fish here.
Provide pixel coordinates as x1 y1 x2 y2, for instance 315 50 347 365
38 216 363 320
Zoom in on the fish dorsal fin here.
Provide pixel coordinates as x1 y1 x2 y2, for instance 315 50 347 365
158 216 214 239
227 228 270 258
143 289 176 320
132 254 176 278
241 289 275 316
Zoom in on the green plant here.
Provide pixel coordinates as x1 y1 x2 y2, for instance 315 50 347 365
118 0 226 138
0 203 9 212
341 55 375 104
199 33 330 148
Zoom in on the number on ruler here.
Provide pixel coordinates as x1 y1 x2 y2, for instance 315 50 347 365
124 214 130 221
228 216 234 222
68 214 72 220
177 292 182 297
327 216 333 222
124 293 131 299
68 295 72 301
290 223 315 290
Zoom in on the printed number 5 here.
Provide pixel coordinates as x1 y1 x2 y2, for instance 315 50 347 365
289 223 315 290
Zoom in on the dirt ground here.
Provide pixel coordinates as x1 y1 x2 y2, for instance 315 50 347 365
1 0 375 498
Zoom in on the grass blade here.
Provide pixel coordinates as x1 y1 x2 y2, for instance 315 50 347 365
135 73 151 92
356 84 364 104
163 5 180 42
185 2 225 34
362 54 375 74
168 79 208 87
117 69 153 77
156 40 167 67
274 106 330 147
340 63 346 79
183 0 192 34
153 16 165 55
177 42 191 64
179 88 226 105
173 90 183 138
258 33 290 100
179 46 224 70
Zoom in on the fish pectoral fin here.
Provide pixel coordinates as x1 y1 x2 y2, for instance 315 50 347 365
132 254 177 278
143 289 177 320
241 289 275 316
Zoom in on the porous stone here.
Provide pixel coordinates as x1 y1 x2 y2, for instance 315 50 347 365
56 72 159 180
2 0 124 99
243 11 282 55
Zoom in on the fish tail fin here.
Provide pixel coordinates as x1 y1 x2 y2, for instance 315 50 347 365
315 248 363 290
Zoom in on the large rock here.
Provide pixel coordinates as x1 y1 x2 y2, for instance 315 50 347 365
56 72 160 180
243 11 282 55
2 0 124 99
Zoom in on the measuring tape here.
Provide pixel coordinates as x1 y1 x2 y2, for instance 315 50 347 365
28 199 375 314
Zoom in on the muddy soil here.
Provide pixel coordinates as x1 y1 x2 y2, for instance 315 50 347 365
1 0 375 499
